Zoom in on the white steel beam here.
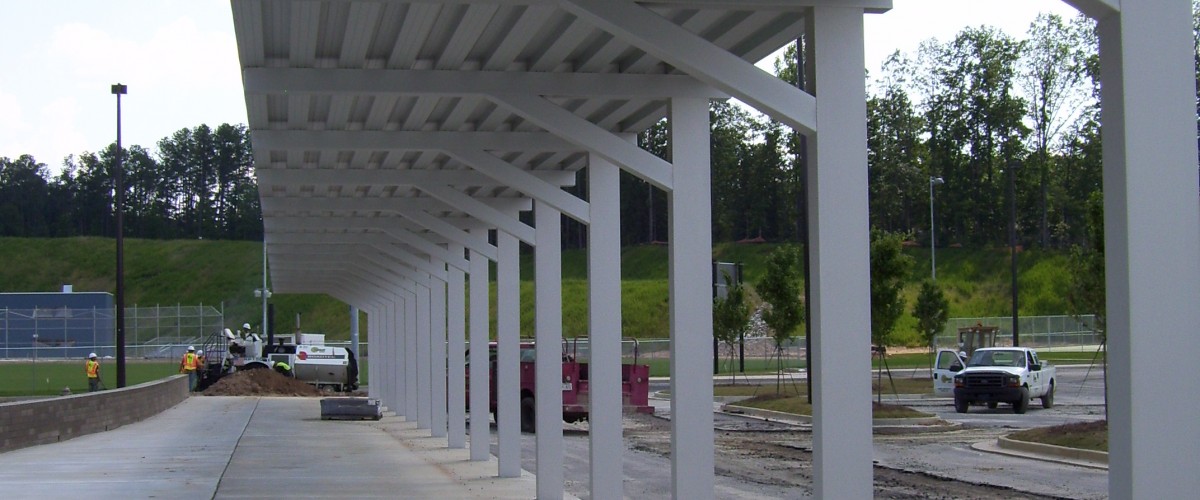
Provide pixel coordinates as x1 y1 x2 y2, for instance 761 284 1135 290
242 68 725 99
265 216 468 271
667 96 714 499
809 6 872 499
496 230 521 477
534 201 564 498
562 0 817 134
1099 2 1200 498
251 130 577 153
446 149 591 224
587 154 623 499
416 183 536 244
489 93 674 190
257 167 578 189
261 195 532 214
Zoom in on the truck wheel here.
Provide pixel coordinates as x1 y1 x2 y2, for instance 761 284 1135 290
1041 382 1055 409
986 402 998 409
520 396 536 433
954 398 969 413
1013 388 1030 414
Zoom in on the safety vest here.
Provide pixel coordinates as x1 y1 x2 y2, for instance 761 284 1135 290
274 361 291 371
182 352 199 371
86 360 100 378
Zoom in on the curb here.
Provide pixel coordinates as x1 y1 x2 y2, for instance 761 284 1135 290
997 435 1109 465
720 404 961 434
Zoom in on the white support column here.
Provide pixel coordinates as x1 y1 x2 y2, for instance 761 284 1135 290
349 305 359 367
404 288 418 421
534 200 564 498
390 296 403 417
667 96 714 499
810 7 872 499
1099 3 1200 498
367 306 379 401
587 154 623 499
430 273 448 438
468 228 492 462
447 245 467 449
417 279 433 430
496 230 521 478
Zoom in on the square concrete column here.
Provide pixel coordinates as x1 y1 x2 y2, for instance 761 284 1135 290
496 230 521 477
667 96 714 499
1098 2 1200 497
810 6 872 499
468 228 491 461
366 306 379 401
588 154 623 499
404 288 418 421
534 200 564 498
417 280 432 430
447 247 467 449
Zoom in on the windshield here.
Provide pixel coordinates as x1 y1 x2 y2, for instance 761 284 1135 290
967 349 1026 368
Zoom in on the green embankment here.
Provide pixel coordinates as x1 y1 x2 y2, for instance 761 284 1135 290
1 236 1078 346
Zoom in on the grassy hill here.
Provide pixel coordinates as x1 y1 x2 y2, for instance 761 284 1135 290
0 237 1075 346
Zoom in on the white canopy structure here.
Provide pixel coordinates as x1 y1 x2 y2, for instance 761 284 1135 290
232 1 1199 498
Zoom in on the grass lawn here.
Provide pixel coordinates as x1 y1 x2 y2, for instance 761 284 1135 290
733 395 933 419
1009 420 1108 452
0 359 372 396
0 360 180 396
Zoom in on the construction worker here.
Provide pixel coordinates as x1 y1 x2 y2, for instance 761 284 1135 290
273 360 293 377
179 346 200 391
85 353 101 392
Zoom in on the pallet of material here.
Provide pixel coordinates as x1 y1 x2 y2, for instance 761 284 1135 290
320 397 382 420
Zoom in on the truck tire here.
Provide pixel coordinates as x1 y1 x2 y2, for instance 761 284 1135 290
986 401 998 409
520 396 536 433
1041 382 1055 409
1013 387 1030 414
954 397 969 413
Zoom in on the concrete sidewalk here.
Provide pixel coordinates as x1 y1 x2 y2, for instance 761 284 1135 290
0 396 546 499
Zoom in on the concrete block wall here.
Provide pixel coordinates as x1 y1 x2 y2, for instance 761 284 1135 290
0 375 189 453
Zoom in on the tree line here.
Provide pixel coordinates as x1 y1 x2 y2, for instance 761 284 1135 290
5 11 1197 253
0 124 261 241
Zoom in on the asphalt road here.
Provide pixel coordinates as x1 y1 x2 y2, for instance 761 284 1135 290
512 363 1111 498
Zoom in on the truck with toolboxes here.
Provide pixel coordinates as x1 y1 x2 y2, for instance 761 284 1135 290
467 339 654 432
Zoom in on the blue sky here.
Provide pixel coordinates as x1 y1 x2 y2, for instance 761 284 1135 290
0 0 1079 173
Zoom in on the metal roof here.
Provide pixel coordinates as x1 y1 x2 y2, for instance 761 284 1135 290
231 0 845 291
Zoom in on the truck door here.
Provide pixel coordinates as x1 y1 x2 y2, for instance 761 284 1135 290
933 349 965 397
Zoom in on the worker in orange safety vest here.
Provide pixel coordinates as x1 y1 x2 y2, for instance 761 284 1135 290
85 353 102 392
179 346 200 392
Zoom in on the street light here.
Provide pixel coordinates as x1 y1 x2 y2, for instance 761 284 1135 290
111 83 127 388
929 176 944 281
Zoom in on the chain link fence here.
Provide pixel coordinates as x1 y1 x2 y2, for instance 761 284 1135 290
1 305 224 359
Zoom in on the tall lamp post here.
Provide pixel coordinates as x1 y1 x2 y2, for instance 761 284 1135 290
111 83 128 388
929 176 944 281
1007 160 1020 347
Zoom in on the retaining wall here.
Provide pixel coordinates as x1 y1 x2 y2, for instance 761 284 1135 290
0 375 189 453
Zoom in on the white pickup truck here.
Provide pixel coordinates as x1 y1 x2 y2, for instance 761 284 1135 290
932 347 1056 414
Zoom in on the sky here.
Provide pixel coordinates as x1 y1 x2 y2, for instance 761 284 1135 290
0 0 1080 174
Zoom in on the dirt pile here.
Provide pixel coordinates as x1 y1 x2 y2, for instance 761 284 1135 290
201 369 323 397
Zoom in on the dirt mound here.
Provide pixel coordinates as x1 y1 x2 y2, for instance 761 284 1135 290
201 369 323 397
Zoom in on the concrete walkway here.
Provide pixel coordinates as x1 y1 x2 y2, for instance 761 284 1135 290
0 396 544 499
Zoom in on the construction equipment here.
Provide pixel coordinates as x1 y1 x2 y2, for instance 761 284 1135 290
196 329 359 393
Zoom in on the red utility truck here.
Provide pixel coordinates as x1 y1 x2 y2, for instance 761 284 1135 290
467 339 654 432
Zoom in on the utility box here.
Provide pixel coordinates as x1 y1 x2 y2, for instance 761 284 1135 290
320 397 381 420
298 333 325 345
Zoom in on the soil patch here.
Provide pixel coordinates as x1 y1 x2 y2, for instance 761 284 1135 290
201 369 323 397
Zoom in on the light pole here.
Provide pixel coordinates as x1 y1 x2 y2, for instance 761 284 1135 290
1008 160 1020 347
929 176 944 281
111 83 128 388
